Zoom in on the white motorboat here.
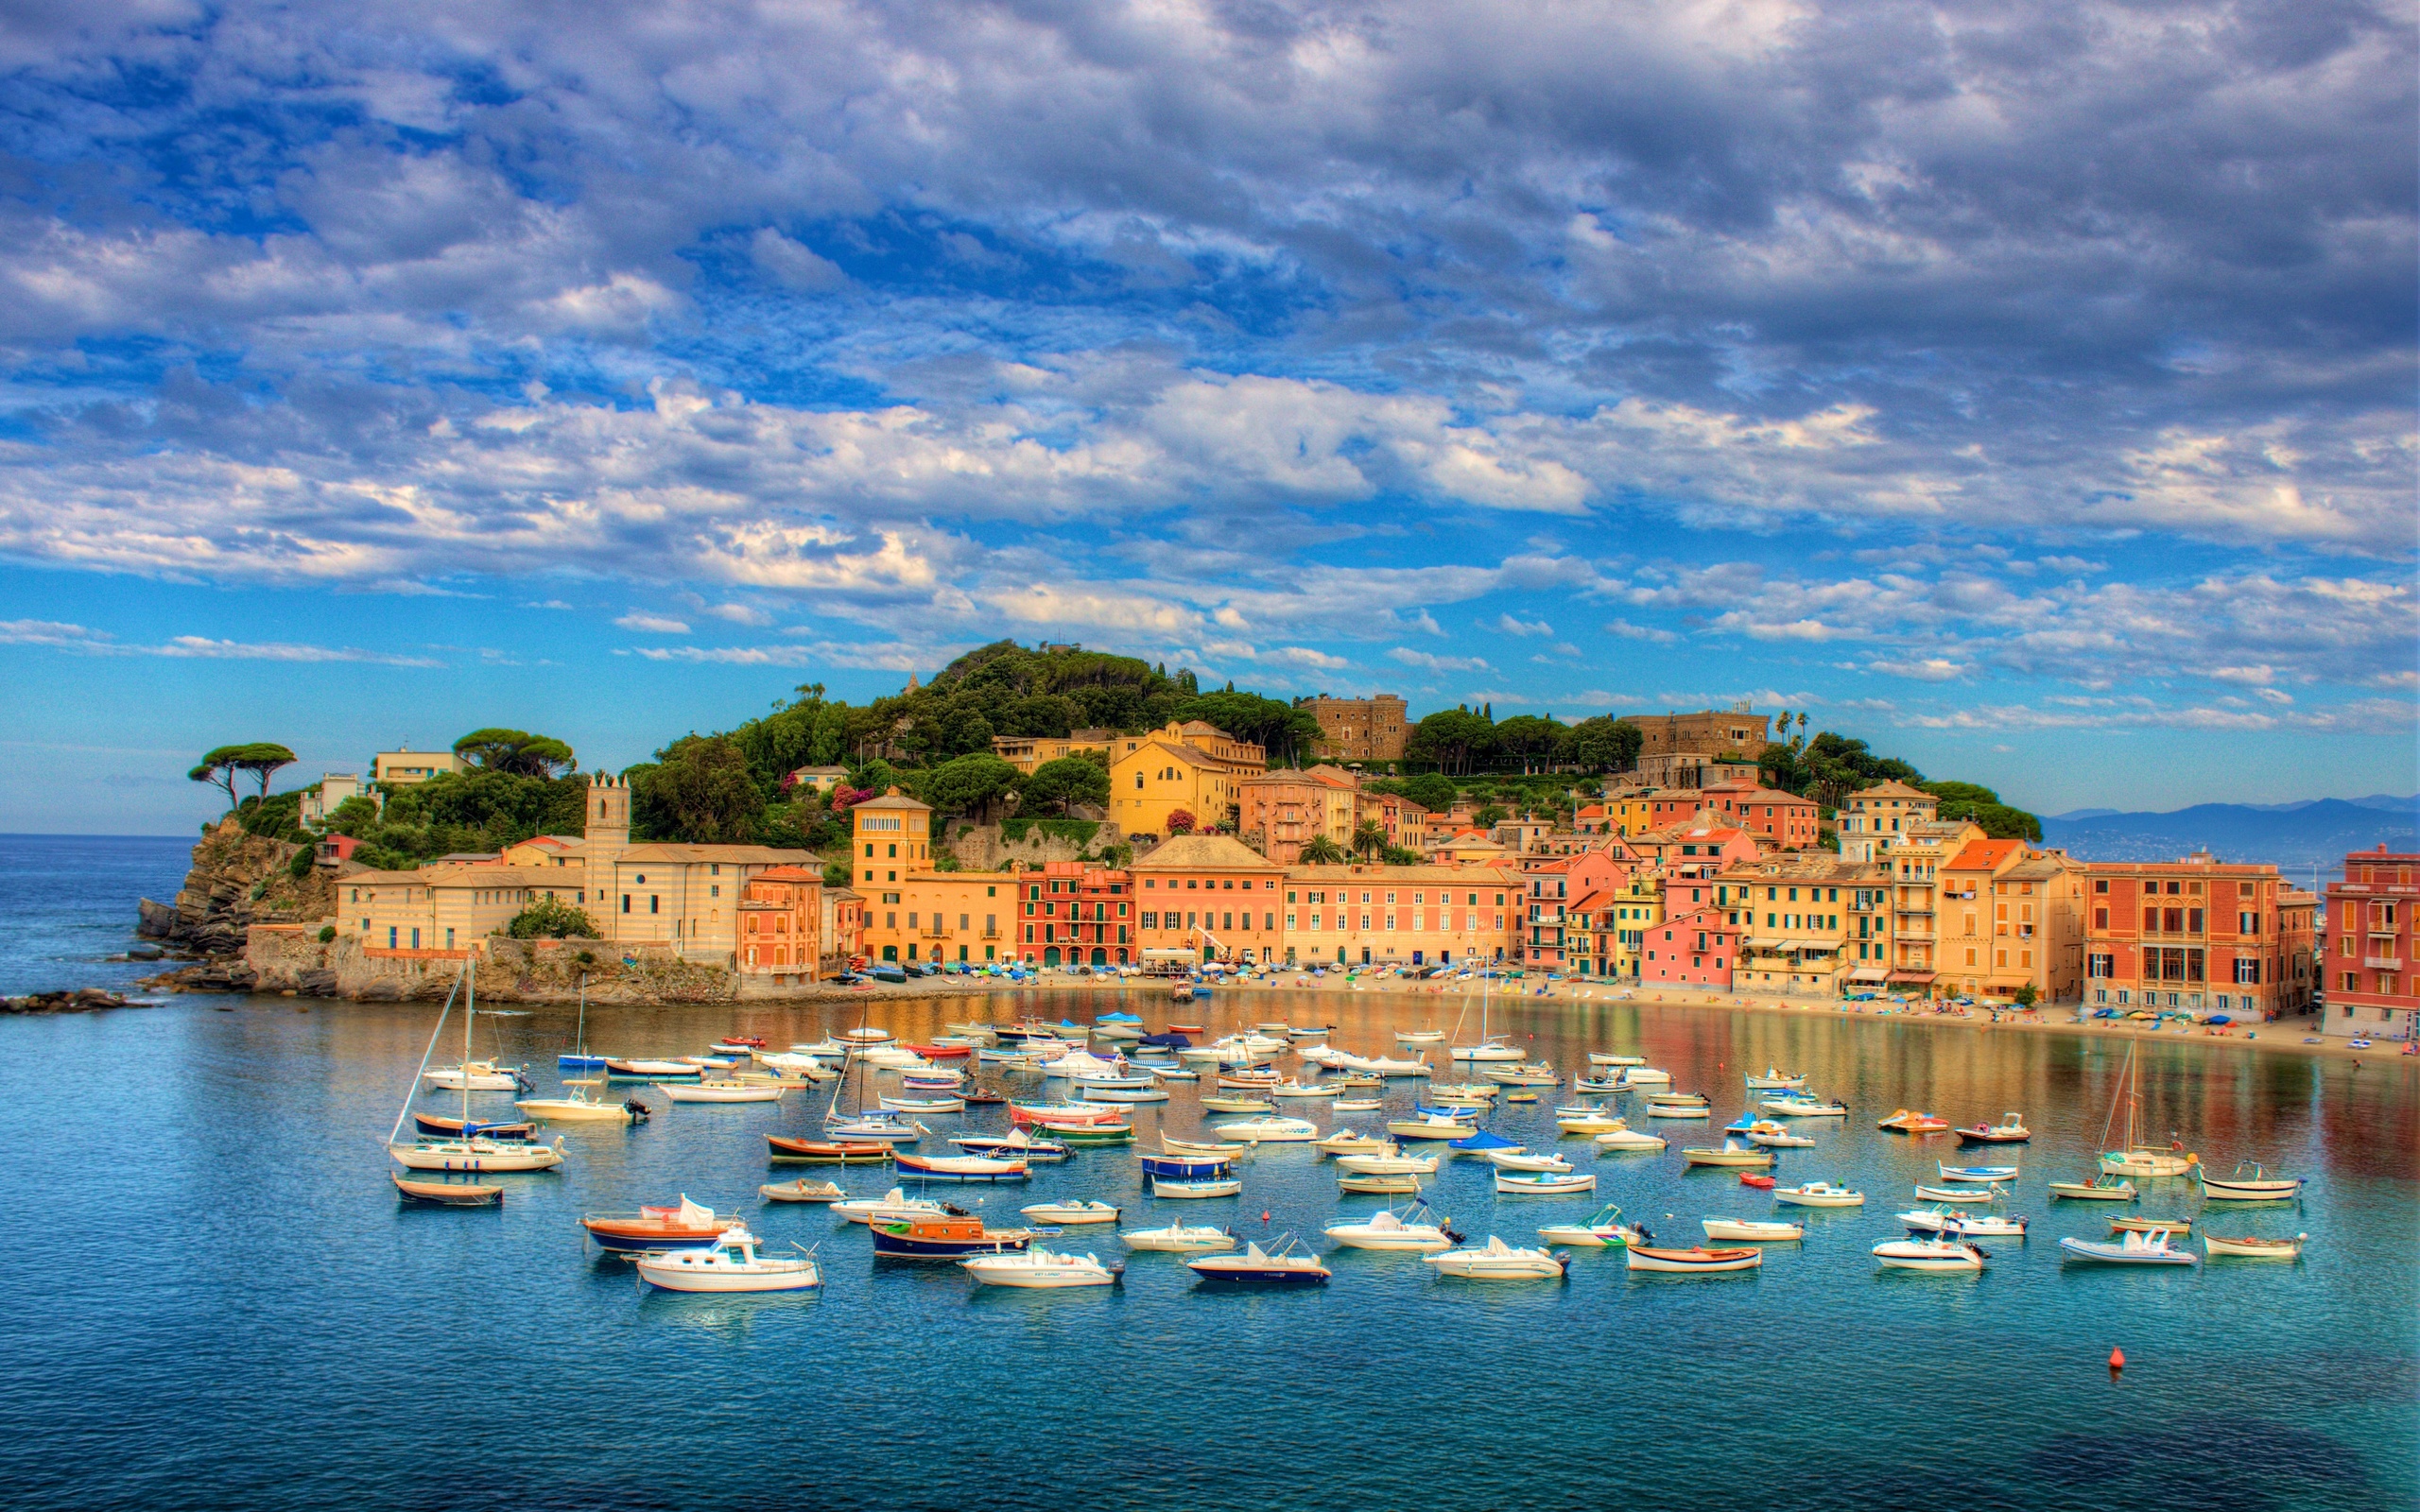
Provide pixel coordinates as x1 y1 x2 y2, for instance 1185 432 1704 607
2060 1229 2199 1265
1743 1067 1807 1090
635 1227 821 1293
1615 1066 1673 1088
2048 1175 2139 1202
1121 1223 1237 1253
1936 1163 2019 1184
1684 1144 1774 1169
1494 1170 1597 1195
1643 1090 1708 1108
1645 1103 1711 1120
1874 1237 1988 1272
517 1078 641 1124
1427 1083 1499 1107
1335 1150 1441 1176
1482 1062 1559 1087
1151 1177 1244 1199
2203 1231 2308 1261
1586 1052 1646 1067
1425 1236 1569 1279
960 1247 1123 1288
1314 1129 1393 1155
1772 1181 1864 1208
838 1025 894 1044
1337 1172 1421 1194
1323 1201 1460 1252
1535 1203 1641 1248
2197 1163 2304 1202
1593 1125 1668 1152
758 1178 845 1203
664 1081 786 1103
1744 1121 1816 1148
1395 1028 1446 1045
1897 1207 2027 1237
1555 1104 1624 1134
1331 1051 1434 1076
1078 1085 1169 1104
389 1135 564 1173
1018 1200 1122 1226
1625 1245 1760 1274
1761 1096 1848 1118
1201 1095 1276 1114
830 1187 954 1226
1912 1183 1998 1204
1332 1097 1383 1112
1703 1218 1805 1243
1269 1080 1340 1100
424 1060 526 1091
1485 1149 1574 1173
1386 1111 1478 1142
1185 1238 1331 1284
1213 1117 1319 1143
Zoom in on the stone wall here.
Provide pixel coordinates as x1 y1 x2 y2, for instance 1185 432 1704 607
241 927 833 1005
942 819 1126 873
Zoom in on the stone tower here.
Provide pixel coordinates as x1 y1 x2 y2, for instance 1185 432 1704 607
584 773 631 939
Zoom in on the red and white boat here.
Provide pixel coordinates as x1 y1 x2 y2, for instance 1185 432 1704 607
1625 1245 1763 1274
1010 1100 1130 1128
891 1152 1029 1183
904 1042 973 1059
1876 1108 1950 1134
579 1196 743 1253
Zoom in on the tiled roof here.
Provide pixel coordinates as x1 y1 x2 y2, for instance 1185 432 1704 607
1132 833 1280 870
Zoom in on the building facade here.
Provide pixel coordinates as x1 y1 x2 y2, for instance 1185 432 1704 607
1131 833 1286 962
2323 847 2417 1040
989 730 1116 775
1107 722 1268 837
1936 842 2089 1004
1714 854 1887 998
1302 695 1409 762
736 867 822 984
1623 707 1771 758
1284 864 1517 967
1839 780 1939 863
1641 907 1739 989
1236 767 1358 864
2082 853 2316 1021
372 747 462 785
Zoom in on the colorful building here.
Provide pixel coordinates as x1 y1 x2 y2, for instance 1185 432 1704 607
1236 766 1358 863
2080 852 2316 1020
1131 833 1286 962
1839 780 1938 863
860 870 1021 965
1714 854 1888 998
990 730 1116 776
736 866 823 985
1523 850 1631 972
1937 841 2089 1003
1283 864 1518 967
1108 721 1267 838
2323 846 2417 1041
1640 907 1739 989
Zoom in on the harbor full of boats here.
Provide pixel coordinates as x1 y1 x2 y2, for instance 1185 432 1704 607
387 974 2335 1293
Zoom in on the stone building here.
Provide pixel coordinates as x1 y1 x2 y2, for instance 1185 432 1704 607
1302 695 1409 762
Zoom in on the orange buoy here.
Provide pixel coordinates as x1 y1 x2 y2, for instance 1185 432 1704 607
1260 1211 1270 1223
2109 1348 2126 1373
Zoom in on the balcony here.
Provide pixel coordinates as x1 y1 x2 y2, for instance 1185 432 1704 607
2366 956 2405 971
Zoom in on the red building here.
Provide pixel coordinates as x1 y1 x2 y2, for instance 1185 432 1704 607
737 866 823 984
2080 852 2316 1022
1524 850 1631 972
1020 858 1136 966
2323 845 2418 1043
1641 907 1738 989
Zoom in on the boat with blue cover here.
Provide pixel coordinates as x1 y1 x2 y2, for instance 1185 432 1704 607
1138 1153 1236 1180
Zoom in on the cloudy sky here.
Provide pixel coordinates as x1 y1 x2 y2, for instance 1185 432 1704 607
0 0 2411 832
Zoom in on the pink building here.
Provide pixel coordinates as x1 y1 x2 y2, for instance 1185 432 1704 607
2323 845 2418 1043
1641 907 1738 989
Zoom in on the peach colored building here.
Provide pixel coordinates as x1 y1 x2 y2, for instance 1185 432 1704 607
2084 852 2317 1021
1131 833 1286 962
2323 846 2417 1040
1237 767 1358 863
737 866 822 984
1283 864 1518 967
1640 907 1738 989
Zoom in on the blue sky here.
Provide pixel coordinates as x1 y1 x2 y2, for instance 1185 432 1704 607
0 1 2412 834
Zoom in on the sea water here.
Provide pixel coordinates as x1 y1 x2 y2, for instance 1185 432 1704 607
0 841 2412 1510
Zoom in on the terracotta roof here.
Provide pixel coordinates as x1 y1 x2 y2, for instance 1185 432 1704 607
750 866 825 882
851 788 930 812
613 844 821 864
1852 780 1933 801
1132 833 1281 871
1947 838 2028 870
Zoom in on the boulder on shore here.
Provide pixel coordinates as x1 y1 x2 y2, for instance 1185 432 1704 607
4 988 132 1015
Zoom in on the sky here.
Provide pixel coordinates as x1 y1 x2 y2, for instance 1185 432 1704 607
0 0 2412 834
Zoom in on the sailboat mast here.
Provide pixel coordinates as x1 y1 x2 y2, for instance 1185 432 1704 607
386 971 462 1149
462 960 475 1125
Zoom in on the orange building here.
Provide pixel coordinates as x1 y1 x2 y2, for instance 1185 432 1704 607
1937 840 2088 1004
1236 766 1358 863
2081 852 2315 1020
1014 859 1135 967
1523 850 1632 972
2321 845 2412 1040
737 867 823 985
1131 833 1286 963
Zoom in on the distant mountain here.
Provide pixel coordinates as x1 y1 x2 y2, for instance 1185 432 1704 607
2040 798 2418 878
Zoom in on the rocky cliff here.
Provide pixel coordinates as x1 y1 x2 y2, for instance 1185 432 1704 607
137 816 336 962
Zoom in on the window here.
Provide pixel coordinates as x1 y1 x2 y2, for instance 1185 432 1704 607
2095 908 2109 930
2234 958 2260 985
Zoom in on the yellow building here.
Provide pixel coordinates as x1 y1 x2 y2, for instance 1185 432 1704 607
372 746 462 785
990 730 1116 776
1939 841 2087 1003
1713 854 1889 997
1606 791 1665 838
1280 863 1518 968
342 862 542 954
857 869 1021 965
851 788 933 887
1108 722 1266 838
1876 817 1988 992
1592 873 1665 979
1840 780 1940 863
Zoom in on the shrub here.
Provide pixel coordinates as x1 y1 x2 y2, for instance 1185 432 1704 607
506 896 600 939
317 925 337 943
287 847 315 879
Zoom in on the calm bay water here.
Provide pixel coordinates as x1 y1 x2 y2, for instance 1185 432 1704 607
0 837 2414 1510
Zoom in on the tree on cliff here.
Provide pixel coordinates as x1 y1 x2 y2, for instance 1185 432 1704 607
631 735 765 844
454 729 578 778
190 743 296 814
233 743 296 799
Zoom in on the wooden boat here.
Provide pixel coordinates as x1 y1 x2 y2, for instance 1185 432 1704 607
1876 1108 1949 1134
1200 1095 1277 1114
1080 1084 1169 1104
1185 1236 1330 1284
1535 1203 1640 1248
1742 1067 1806 1090
1395 1028 1446 1045
1151 1177 1244 1199
960 1247 1123 1288
1703 1217 1803 1242
2197 1163 2303 1202
1019 1199 1122 1225
2203 1231 2308 1260
1213 1117 1318 1143
2048 1175 2138 1202
1323 1200 1461 1252
1336 1149 1442 1177
1333 1097 1383 1112
1772 1181 1864 1208
758 1178 845 1203
1314 1129 1393 1154
1936 1163 2019 1184
2060 1229 2198 1265
2109 1215 2192 1235
1644 1091 1709 1107
1338 1172 1421 1194
892 1152 1028 1182
1010 1100 1129 1127
1555 1104 1624 1134
1485 1149 1575 1173
391 1173 504 1206
1162 1135 1241 1158
580 1197 743 1252
604 1058 701 1081
1587 1052 1647 1067
1137 1153 1236 1180
1044 1119 1134 1145
1494 1170 1597 1195
412 1112 535 1140
1956 1111 2031 1144
765 1135 892 1163
1645 1103 1711 1120
1481 1062 1559 1086
713 1036 769 1051
1269 1080 1340 1100
951 1130 1070 1162
635 1227 821 1293
1120 1223 1236 1253
1626 1245 1761 1274
1683 1144 1773 1169
666 1081 786 1104
1912 1184 1996 1204
870 1213 1033 1260
1425 1236 1569 1279
876 1094 967 1114
1873 1237 1988 1271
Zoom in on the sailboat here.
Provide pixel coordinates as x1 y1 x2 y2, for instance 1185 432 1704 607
1449 970 1523 1061
2096 1040 2197 1177
822 1003 926 1142
389 965 563 1176
518 975 648 1125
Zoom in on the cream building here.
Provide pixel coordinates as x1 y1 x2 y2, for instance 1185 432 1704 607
990 730 1116 776
1840 780 1940 863
1877 817 1989 994
1281 863 1518 968
372 747 462 785
1714 853 1891 998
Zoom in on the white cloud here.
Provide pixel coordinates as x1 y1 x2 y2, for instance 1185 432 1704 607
0 619 441 666
1389 647 1492 673
1492 613 1553 637
614 612 693 634
703 604 774 627
1865 657 1969 682
1603 617 1680 645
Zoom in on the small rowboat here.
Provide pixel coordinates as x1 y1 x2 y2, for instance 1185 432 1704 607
1485 1149 1574 1173
1684 1144 1773 1169
1761 1097 1848 1118
2048 1175 2138 1202
1913 1184 1997 1204
1163 1136 1241 1158
666 1081 786 1104
391 1173 504 1206
1874 1237 1988 1271
1315 1130 1393 1154
2197 1163 2303 1202
892 1153 1028 1182
1586 1052 1645 1067
1772 1181 1864 1208
1956 1111 2031 1144
758 1178 845 1203
713 1036 768 1051
1644 1091 1709 1107
2109 1215 2192 1235
1703 1217 1803 1242
1338 1172 1421 1194
413 1113 536 1140
1337 1151 1441 1176
1185 1237 1329 1285
830 1188 961 1225
1936 1163 2019 1184
604 1058 700 1081
1626 1245 1761 1274
1742 1067 1806 1090
2060 1229 2198 1265
1120 1223 1236 1253
581 1197 742 1252
901 1042 971 1059
1494 1170 1597 1195
952 1131 1070 1162
765 1136 893 1163
1739 1173 1776 1190
2204 1231 2308 1261
1594 1126 1668 1152
1152 1177 1244 1199
1200 1095 1277 1114
877 1095 967 1114
1645 1104 1712 1120
1876 1108 1949 1134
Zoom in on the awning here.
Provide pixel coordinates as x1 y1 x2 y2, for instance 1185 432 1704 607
1886 971 1937 983
1849 967 1890 982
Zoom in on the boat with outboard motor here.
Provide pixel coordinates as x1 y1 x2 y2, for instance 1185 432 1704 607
765 1136 892 1163
1120 1223 1236 1253
2048 1174 2139 1201
2196 1163 2303 1201
1956 1111 2031 1144
2059 1228 2198 1265
1702 1217 1804 1242
1185 1235 1330 1285
758 1178 846 1203
1772 1181 1864 1208
2203 1231 2308 1260
635 1226 821 1293
1425 1236 1569 1279
960 1247 1123 1288
1495 1170 1597 1195
1873 1236 1988 1271
1535 1203 1641 1248
871 1213 1034 1260
892 1152 1028 1182
1323 1199 1461 1252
